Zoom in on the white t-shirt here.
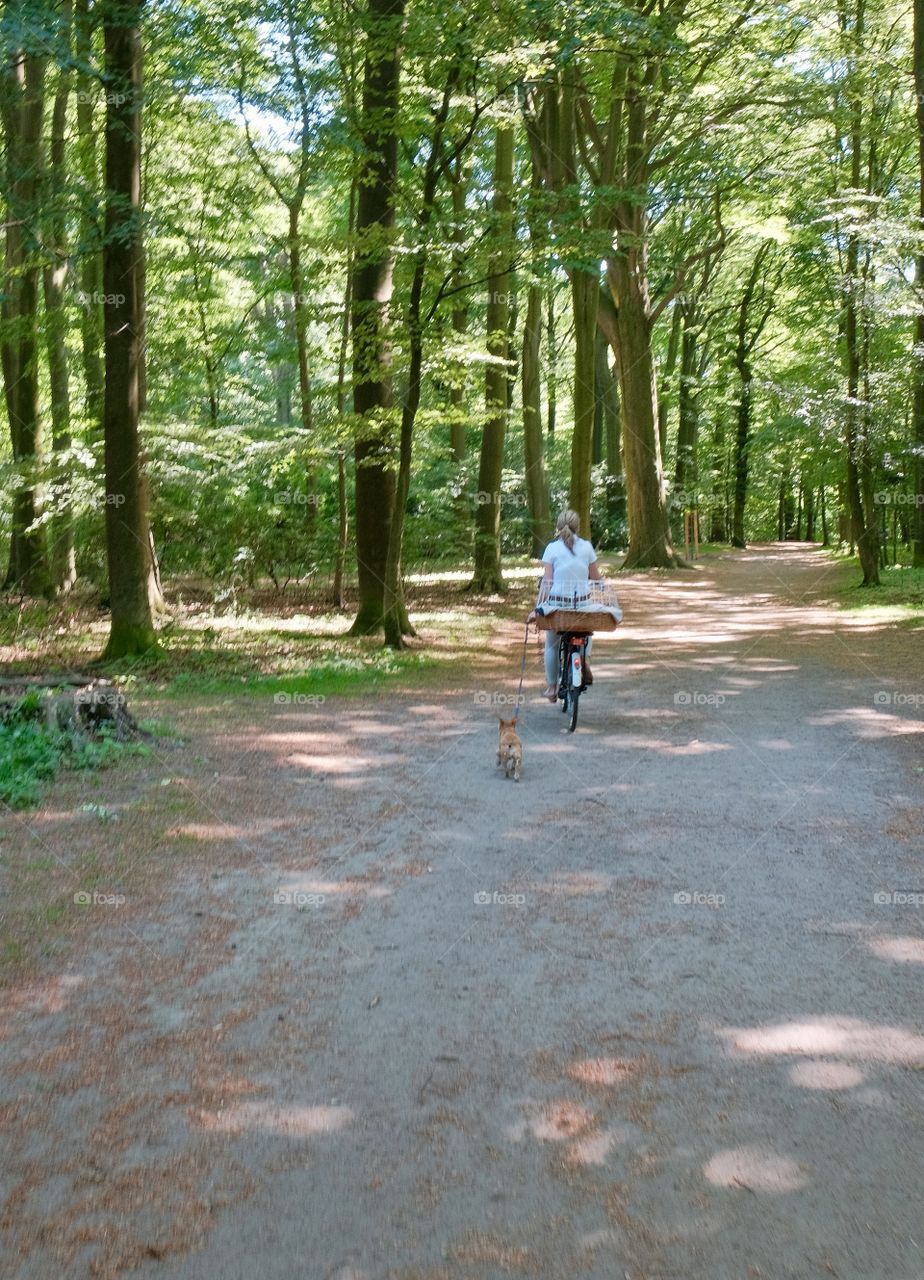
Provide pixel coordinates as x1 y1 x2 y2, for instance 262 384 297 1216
541 535 597 587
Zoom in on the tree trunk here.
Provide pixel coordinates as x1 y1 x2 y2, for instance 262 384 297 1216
333 177 356 610
522 281 551 556
75 0 104 438
841 0 879 585
730 245 776 549
592 332 604 467
448 159 469 540
287 199 316 539
2 35 52 597
608 253 677 568
821 484 829 545
592 326 624 545
730 365 751 548
913 0 924 565
657 300 682 465
349 0 403 634
546 280 557 436
382 57 461 646
673 307 699 502
469 115 514 593
334 450 348 608
43 13 77 594
569 268 597 536
382 375 416 646
448 162 468 466
568 267 596 532
844 282 879 582
101 0 156 658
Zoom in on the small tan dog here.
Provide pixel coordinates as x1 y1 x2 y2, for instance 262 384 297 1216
497 715 522 782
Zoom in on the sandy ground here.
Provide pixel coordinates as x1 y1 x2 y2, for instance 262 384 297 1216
1 544 923 1280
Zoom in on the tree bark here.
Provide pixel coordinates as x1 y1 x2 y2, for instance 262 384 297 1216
608 253 677 568
43 2 76 593
448 160 469 471
74 0 105 438
731 244 776 548
469 113 514 593
840 0 879 584
913 0 924 565
333 177 356 610
570 268 597 536
591 327 624 545
349 0 403 633
287 199 316 538
657 300 683 465
101 0 156 657
605 58 678 569
546 281 557 436
673 304 699 502
708 404 728 544
522 281 551 556
382 56 461 647
2 32 52 597
731 365 752 548
805 481 816 541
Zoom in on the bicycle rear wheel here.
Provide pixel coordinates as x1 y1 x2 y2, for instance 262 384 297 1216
558 637 569 712
567 685 580 732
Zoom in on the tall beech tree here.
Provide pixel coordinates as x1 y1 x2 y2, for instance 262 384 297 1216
913 0 924 566
349 0 403 633
74 0 105 438
835 0 882 585
382 47 468 646
731 242 778 548
1 15 51 596
101 0 156 657
469 102 514 593
43 0 76 593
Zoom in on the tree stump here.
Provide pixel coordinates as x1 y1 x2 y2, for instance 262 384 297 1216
0 677 144 741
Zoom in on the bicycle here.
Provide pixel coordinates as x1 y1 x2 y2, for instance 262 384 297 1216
530 580 622 733
556 628 591 732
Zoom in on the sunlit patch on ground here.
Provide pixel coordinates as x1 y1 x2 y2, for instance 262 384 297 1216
703 1144 807 1193
867 935 924 964
567 1056 644 1086
194 1100 353 1136
718 1016 924 1065
788 1060 865 1089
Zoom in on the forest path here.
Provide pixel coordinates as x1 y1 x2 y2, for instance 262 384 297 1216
2 544 923 1280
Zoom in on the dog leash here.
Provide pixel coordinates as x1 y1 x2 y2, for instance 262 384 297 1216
515 618 531 716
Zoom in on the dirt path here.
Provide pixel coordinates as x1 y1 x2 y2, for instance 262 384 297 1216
2 545 923 1280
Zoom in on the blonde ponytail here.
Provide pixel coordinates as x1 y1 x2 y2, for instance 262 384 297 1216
556 509 580 553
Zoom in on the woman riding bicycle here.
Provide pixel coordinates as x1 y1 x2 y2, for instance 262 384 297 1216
528 509 601 702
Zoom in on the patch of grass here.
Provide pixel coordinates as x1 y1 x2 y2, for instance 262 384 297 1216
156 644 438 699
0 718 63 807
0 696 150 809
835 560 924 621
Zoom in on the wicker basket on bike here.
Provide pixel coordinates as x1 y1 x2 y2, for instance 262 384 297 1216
533 580 622 633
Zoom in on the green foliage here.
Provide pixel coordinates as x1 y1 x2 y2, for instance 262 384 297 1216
1 0 923 615
0 698 149 809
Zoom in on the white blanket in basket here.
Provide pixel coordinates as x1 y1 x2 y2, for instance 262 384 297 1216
535 581 623 624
